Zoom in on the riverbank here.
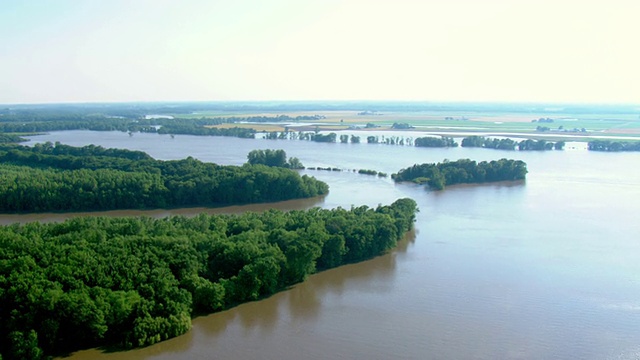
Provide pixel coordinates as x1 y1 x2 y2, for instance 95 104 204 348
15 126 640 360
0 196 327 225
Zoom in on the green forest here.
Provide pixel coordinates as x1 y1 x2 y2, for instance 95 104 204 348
392 158 527 190
0 198 418 359
0 143 328 212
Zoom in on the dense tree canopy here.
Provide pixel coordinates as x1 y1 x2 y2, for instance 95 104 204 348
246 149 304 169
461 136 517 150
0 199 418 359
588 140 640 152
311 133 337 143
0 143 327 212
461 136 564 151
414 136 458 148
392 158 527 190
517 139 561 151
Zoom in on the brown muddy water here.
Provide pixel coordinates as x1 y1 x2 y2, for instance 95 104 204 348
10 131 640 359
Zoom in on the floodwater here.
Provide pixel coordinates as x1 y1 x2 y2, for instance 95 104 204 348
13 131 640 359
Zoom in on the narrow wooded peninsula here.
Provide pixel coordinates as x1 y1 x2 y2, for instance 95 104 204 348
0 198 418 359
0 143 327 212
392 158 527 190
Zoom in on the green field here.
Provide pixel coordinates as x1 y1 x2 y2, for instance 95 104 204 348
171 108 640 140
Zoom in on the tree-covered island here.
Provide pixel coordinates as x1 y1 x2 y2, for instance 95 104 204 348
0 143 327 213
392 158 527 190
0 198 418 359
588 140 640 152
461 136 565 151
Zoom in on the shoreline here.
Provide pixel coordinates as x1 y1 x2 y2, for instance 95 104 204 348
0 195 327 225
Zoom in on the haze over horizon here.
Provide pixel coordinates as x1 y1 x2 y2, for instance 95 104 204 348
2 0 639 105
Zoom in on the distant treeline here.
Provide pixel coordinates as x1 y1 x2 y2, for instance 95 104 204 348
263 132 568 152
461 136 565 150
392 158 527 190
588 140 640 152
153 124 255 138
0 143 328 212
0 198 418 359
263 131 340 143
264 132 458 147
0 114 323 139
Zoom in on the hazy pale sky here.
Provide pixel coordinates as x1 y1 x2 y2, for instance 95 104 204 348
1 0 638 104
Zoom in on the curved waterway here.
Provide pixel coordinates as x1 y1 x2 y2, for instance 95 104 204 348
11 131 640 359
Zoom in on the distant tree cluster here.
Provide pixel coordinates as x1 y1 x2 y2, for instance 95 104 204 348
263 131 340 143
356 169 387 177
0 143 327 212
357 169 377 175
461 136 517 150
0 199 418 358
414 136 458 148
0 114 337 139
153 124 255 138
199 114 325 122
265 131 419 146
311 133 337 143
391 123 414 129
0 115 133 133
461 136 564 151
517 139 565 151
246 149 304 169
588 140 640 152
392 158 527 190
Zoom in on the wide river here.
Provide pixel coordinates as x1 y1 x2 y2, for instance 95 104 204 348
12 131 640 359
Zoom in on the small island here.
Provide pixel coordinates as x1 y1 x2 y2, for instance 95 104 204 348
392 158 527 190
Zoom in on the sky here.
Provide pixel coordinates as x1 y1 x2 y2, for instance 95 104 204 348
1 0 639 105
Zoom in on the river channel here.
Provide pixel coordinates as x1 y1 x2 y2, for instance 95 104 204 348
11 131 640 359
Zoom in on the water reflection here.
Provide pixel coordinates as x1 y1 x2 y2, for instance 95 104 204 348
287 280 322 322
236 294 281 334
